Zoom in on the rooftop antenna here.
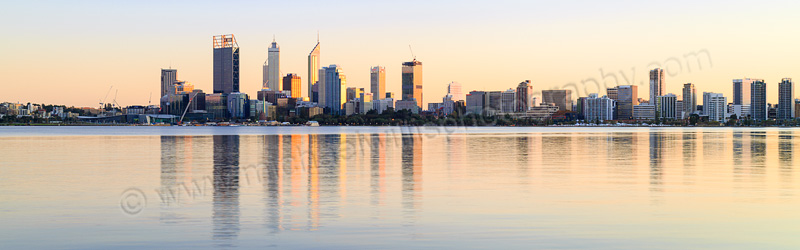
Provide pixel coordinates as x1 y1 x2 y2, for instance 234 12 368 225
409 45 416 60
273 34 276 43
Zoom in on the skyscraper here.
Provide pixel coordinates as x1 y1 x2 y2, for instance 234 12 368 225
267 38 280 91
283 74 301 99
655 94 677 119
322 65 346 114
448 81 465 101
750 79 767 120
541 89 573 111
370 66 385 101
213 34 239 94
308 36 320 100
649 68 665 104
402 59 423 108
682 83 697 118
778 78 794 120
262 60 268 89
160 68 177 97
733 78 755 105
515 80 533 112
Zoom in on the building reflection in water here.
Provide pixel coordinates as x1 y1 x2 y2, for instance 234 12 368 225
159 136 197 224
749 131 767 177
370 133 386 207
212 135 240 247
401 134 422 217
778 131 794 196
649 131 664 193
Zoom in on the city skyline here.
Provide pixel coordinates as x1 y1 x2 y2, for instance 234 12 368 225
1 1 800 107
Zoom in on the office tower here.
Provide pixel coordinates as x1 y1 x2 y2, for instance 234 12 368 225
308 37 320 99
213 34 239 94
317 68 326 105
501 89 516 113
778 78 794 120
583 94 616 121
402 59 423 108
322 65 346 114
262 61 268 88
733 78 755 105
283 74 302 99
750 79 767 120
346 87 364 102
160 68 177 97
516 80 534 112
466 91 486 115
448 81 465 101
541 89 573 111
610 85 639 120
649 68 665 104
267 38 280 91
370 66 386 101
682 83 697 118
485 91 503 115
656 94 678 119
227 92 249 119
702 92 727 122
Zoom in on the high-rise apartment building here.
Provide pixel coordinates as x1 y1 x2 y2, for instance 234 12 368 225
703 92 727 122
402 60 423 108
778 78 794 120
541 89 573 111
682 83 697 118
370 66 385 101
308 37 320 100
160 68 177 97
750 79 767 120
733 78 756 105
656 94 678 119
583 94 616 121
282 74 301 99
267 39 280 91
213 34 239 94
516 80 534 112
649 68 665 104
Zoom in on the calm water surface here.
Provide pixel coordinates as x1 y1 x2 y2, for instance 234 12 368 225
1 126 799 249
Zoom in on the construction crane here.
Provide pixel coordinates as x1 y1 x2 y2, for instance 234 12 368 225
178 92 198 125
99 86 113 110
112 89 121 110
408 45 416 60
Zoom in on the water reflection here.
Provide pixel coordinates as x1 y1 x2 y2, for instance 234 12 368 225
402 134 422 218
212 135 240 247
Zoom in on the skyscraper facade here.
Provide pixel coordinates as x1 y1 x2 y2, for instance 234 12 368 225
308 38 320 100
516 80 533 112
614 85 638 120
541 89 573 111
402 59 423 108
583 94 616 121
213 34 239 94
262 61 268 89
322 65 346 114
733 78 754 105
778 78 794 120
370 66 385 101
682 83 697 118
702 92 727 122
750 79 767 120
501 89 516 113
283 74 301 99
448 81 465 101
655 94 677 119
160 68 177 97
649 68 665 104
267 39 280 91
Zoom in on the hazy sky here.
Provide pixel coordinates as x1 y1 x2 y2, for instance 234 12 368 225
1 0 799 107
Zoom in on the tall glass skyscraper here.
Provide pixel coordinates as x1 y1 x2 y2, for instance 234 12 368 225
213 34 239 94
308 37 320 100
402 60 423 108
682 83 696 118
267 39 280 91
778 78 794 120
649 68 665 104
515 80 533 112
322 65 346 114
370 66 385 101
750 79 767 120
